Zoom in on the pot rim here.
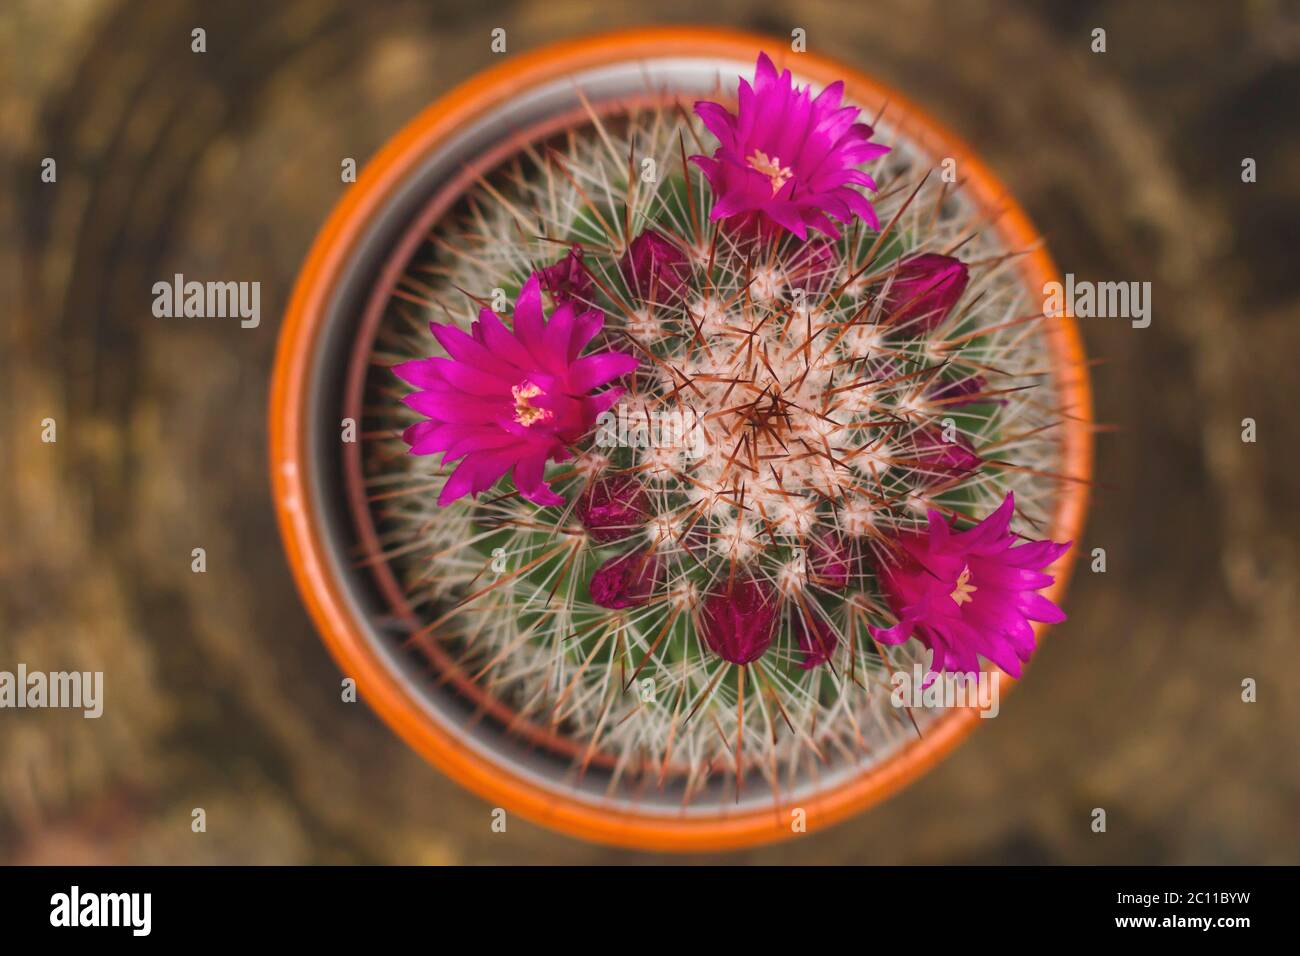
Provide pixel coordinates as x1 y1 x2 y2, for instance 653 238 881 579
269 26 1093 853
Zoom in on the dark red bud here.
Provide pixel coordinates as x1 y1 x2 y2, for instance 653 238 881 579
700 574 780 664
910 426 982 486
577 473 650 544
926 374 1004 407
589 549 661 610
619 230 691 304
884 253 969 333
794 610 839 670
538 245 592 304
808 533 853 590
784 240 838 297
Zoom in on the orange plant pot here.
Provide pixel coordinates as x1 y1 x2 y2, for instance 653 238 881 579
269 27 1093 852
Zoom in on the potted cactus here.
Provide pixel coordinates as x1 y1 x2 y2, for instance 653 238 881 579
271 28 1092 851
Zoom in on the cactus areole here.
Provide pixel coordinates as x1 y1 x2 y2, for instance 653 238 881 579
271 29 1093 851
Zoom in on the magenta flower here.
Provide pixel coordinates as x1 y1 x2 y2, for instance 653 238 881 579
538 245 592 304
620 230 691 304
794 610 838 670
394 274 638 507
909 425 982 486
577 473 651 543
699 574 780 664
883 253 969 333
868 493 1070 677
590 548 662 610
692 53 890 240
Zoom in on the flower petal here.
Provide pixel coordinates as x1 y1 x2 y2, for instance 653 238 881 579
569 351 639 392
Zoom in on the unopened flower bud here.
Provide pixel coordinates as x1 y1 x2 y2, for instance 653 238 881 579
808 533 853 590
577 473 650 543
589 548 661 609
883 253 968 332
910 425 981 486
699 574 780 664
784 240 838 297
794 611 838 670
620 230 691 304
538 245 593 304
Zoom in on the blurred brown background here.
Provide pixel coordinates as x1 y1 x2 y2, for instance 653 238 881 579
1 0 1297 864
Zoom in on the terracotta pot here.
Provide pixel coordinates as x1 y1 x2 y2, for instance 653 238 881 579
269 26 1093 852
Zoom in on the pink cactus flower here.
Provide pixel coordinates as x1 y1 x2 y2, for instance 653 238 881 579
394 274 638 507
868 493 1070 678
699 573 780 664
692 53 890 240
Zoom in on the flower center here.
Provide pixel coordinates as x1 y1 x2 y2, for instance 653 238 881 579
950 564 977 607
747 149 793 195
512 381 553 427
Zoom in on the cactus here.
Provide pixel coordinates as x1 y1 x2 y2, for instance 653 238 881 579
363 55 1074 804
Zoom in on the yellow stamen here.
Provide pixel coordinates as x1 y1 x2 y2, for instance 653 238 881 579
950 565 977 607
512 382 552 427
747 149 793 195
